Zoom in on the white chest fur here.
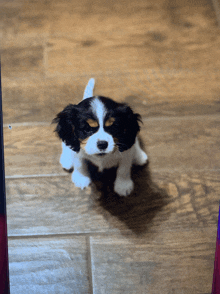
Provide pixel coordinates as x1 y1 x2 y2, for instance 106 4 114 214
59 138 147 196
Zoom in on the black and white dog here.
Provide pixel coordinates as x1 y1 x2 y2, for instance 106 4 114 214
52 79 148 196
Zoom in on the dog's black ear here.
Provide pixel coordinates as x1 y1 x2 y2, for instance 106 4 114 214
52 104 80 152
116 104 142 152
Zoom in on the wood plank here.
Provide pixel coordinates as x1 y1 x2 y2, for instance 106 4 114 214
144 115 220 171
1 45 44 79
3 115 220 176
5 170 219 236
6 176 114 236
2 70 220 125
1 0 50 42
8 236 91 294
37 0 220 77
1 0 220 123
1 0 219 79
90 228 216 293
1 1 219 292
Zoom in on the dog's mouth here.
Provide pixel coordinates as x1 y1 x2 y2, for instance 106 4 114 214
96 153 106 156
95 147 117 156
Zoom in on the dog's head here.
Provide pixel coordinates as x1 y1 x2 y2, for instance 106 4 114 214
52 96 142 156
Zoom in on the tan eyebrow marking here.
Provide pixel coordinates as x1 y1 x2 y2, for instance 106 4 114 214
105 117 115 127
86 119 99 128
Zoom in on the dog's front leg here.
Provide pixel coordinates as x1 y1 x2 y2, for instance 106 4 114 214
114 154 134 197
60 142 91 189
71 156 91 190
60 142 74 170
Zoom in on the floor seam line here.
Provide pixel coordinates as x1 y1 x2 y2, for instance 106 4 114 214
86 236 94 294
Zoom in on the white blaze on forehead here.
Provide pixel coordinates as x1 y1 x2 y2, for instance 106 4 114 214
90 97 106 128
85 97 115 156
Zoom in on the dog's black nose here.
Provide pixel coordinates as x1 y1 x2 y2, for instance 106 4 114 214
97 140 108 150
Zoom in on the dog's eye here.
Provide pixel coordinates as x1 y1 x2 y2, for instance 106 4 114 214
83 119 99 134
86 119 99 128
105 117 115 127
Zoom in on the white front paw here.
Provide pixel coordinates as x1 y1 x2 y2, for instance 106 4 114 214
139 151 148 165
60 154 73 170
71 171 91 190
135 151 148 166
114 178 134 197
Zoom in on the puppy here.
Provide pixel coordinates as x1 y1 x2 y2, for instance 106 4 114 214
52 79 148 196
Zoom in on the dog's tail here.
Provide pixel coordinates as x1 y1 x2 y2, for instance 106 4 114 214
83 78 95 100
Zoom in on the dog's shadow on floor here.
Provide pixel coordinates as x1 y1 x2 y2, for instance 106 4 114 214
86 160 171 235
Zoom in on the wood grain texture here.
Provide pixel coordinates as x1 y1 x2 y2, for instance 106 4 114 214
5 170 219 236
8 236 90 293
2 71 220 125
1 0 220 292
6 176 114 236
1 0 220 124
90 228 216 294
3 115 220 176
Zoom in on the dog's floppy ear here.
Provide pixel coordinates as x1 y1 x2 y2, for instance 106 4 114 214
52 104 80 152
116 104 142 152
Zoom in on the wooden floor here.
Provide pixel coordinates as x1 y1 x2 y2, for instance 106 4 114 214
1 0 220 293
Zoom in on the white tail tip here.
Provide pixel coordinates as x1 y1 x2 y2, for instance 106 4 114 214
83 78 95 100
